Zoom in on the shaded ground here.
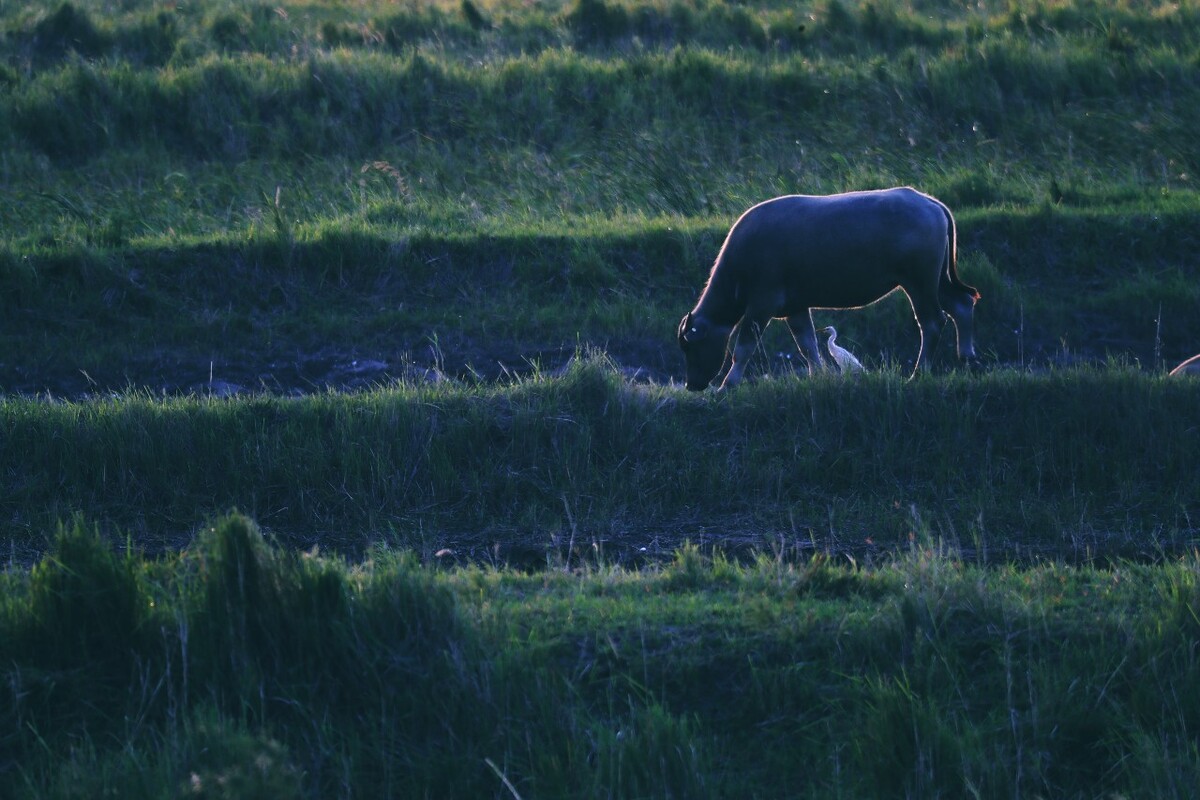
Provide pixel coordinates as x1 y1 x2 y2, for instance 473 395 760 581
357 518 1200 574
0 335 681 399
30 507 1193 574
0 325 1162 400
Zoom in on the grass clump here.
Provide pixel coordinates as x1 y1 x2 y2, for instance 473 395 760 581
25 519 145 667
7 519 150 752
29 2 108 61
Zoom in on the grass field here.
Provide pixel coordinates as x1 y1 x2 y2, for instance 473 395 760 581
3 0 1200 796
4 0 1200 394
6 514 1200 798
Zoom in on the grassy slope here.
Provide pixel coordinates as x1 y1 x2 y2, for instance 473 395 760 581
2 0 1200 392
2 356 1198 562
3 1 1200 797
4 204 1200 395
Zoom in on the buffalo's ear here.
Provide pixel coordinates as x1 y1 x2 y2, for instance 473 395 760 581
678 312 694 344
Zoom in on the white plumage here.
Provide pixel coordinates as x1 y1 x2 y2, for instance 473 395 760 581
819 326 865 373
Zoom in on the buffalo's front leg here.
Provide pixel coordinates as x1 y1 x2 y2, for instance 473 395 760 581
906 282 947 375
786 312 825 374
719 316 769 389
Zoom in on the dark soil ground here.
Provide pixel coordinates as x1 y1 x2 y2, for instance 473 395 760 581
0 325 1160 401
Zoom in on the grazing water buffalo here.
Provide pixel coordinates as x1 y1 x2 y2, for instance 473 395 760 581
677 187 980 391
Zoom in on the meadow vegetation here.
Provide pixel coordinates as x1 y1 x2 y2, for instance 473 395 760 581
3 0 1200 391
2 0 1200 796
6 513 1200 798
7 515 1200 796
2 356 1198 564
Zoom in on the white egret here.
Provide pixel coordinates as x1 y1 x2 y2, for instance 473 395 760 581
818 326 865 373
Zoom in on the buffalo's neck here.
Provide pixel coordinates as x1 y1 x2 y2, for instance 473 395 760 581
694 263 746 327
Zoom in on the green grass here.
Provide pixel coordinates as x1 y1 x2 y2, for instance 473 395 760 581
3 356 1197 562
16 0 1188 403
3 0 1200 392
5 513 1200 798
4 0 1200 796
3 202 1200 397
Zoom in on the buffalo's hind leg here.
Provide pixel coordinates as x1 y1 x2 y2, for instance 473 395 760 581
906 287 948 376
785 312 826 374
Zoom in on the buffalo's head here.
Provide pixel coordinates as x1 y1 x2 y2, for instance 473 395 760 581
677 312 730 391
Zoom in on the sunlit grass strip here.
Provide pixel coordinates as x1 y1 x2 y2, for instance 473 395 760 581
4 24 1200 163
